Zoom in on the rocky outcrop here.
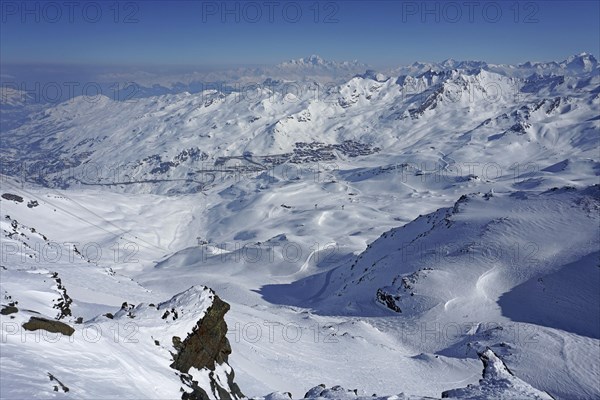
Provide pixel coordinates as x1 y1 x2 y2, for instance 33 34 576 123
1 303 18 315
441 349 554 399
375 289 401 313
106 286 244 400
1 193 24 203
22 316 74 336
50 272 73 320
171 295 232 371
168 291 244 400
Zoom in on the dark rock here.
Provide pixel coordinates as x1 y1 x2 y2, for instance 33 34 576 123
171 295 244 400
180 373 211 400
376 289 402 313
304 384 327 398
22 316 75 336
1 305 18 315
171 296 231 371
48 372 69 393
1 193 24 203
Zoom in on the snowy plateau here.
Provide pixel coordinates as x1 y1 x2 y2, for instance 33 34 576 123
0 54 599 399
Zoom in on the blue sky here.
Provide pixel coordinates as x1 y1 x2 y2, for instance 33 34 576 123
1 0 599 67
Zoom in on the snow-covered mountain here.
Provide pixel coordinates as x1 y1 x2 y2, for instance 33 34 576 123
1 55 599 399
388 53 599 78
268 185 599 398
278 55 367 73
1 54 598 196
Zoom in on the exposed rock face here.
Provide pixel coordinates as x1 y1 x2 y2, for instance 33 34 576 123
171 295 232 371
105 286 244 399
375 289 401 313
22 316 74 336
169 293 244 400
50 272 73 320
0 305 18 315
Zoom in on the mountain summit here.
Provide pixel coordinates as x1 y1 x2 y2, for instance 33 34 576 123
278 54 366 70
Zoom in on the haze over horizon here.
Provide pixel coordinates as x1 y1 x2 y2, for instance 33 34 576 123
1 1 599 68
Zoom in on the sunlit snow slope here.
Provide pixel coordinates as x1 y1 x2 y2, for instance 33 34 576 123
1 54 599 399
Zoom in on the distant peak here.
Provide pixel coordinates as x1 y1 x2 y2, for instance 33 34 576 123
518 53 597 72
306 54 325 64
355 69 388 82
441 58 456 66
575 51 593 58
440 58 488 69
560 53 597 73
278 55 365 70
569 52 597 62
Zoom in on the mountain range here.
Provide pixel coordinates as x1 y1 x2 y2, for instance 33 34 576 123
1 54 599 399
